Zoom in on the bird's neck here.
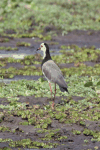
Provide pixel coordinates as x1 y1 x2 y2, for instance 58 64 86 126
41 51 52 66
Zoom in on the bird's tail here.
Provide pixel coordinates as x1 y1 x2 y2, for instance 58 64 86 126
59 86 69 93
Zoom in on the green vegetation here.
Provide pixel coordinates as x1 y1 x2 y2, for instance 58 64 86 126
0 0 100 149
0 76 99 113
16 42 31 47
0 46 18 51
84 139 89 143
0 45 100 78
83 129 100 142
80 121 86 126
72 130 81 135
0 52 100 148
0 65 42 78
61 64 100 77
0 0 100 35
0 126 10 132
0 38 9 42
0 73 100 147
0 53 42 68
9 139 58 148
0 138 58 148
55 45 99 64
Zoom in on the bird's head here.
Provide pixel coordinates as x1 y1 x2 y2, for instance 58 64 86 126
37 43 50 58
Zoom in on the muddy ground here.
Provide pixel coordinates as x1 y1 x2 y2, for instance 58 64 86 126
0 30 100 150
0 95 100 150
1 30 100 49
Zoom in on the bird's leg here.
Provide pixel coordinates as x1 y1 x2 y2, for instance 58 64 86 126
54 83 56 100
49 82 52 100
52 83 56 109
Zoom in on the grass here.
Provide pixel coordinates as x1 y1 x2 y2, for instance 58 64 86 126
0 0 100 35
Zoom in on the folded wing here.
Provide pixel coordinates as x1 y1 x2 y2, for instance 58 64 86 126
42 60 68 92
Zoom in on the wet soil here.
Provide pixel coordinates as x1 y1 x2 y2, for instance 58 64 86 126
53 30 100 48
17 95 85 106
0 95 100 150
3 61 98 69
1 30 100 50
0 30 100 149
59 61 99 68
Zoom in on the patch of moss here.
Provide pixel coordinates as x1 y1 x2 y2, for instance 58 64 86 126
84 139 89 143
83 129 94 136
9 138 58 148
0 112 4 123
0 65 42 79
37 128 60 134
55 112 66 121
0 138 13 142
49 42 59 45
80 121 86 126
83 129 100 142
0 61 6 67
0 126 11 132
35 117 52 129
0 53 42 68
55 45 100 64
16 42 31 47
0 38 9 42
72 130 81 135
0 46 18 51
39 129 64 141
61 64 100 77
42 35 52 41
19 121 29 125
60 45 68 50
57 136 67 141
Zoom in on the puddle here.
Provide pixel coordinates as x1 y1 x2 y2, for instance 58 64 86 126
0 47 61 59
0 75 42 84
0 53 27 59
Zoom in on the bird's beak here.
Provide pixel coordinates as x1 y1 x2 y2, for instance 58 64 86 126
37 47 41 51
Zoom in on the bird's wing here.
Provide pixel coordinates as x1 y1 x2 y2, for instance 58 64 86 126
42 60 67 88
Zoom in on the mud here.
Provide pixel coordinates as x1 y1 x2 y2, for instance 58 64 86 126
1 30 100 50
0 95 99 150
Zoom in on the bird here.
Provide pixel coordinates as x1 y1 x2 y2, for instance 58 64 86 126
37 43 68 108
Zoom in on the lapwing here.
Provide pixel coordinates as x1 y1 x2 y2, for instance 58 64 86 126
37 43 68 108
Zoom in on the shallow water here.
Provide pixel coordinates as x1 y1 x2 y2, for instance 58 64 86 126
0 47 62 83
0 47 61 58
0 75 42 84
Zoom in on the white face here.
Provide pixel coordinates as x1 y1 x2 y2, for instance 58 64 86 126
40 43 46 58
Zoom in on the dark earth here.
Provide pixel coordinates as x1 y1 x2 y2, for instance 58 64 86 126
0 30 100 150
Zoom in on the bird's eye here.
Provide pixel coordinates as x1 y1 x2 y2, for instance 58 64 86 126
41 45 43 47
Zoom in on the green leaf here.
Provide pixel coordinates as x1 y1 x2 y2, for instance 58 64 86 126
84 81 93 87
97 81 100 86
